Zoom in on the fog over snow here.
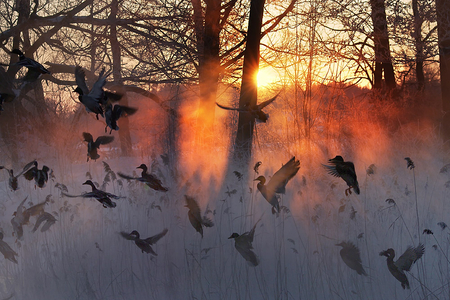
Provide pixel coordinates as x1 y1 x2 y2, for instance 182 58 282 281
0 85 448 300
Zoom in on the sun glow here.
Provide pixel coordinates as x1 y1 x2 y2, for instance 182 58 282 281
256 67 278 87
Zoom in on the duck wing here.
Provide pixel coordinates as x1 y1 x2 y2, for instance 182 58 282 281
118 172 140 181
32 212 56 232
395 244 425 272
246 217 262 243
75 66 90 95
10 218 23 240
185 195 202 220
61 191 95 198
16 160 37 178
216 102 247 112
113 105 137 119
144 228 168 245
89 68 107 101
104 91 122 103
267 157 300 194
235 237 259 266
338 241 367 275
24 200 47 217
23 167 37 181
39 216 56 232
93 135 114 147
0 241 18 264
257 92 279 110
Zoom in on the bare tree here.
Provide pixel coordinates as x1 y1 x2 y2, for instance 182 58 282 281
233 0 266 161
370 0 396 91
437 0 450 156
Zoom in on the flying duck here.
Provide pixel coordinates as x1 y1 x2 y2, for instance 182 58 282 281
118 164 168 192
228 218 261 266
23 160 50 189
32 212 57 233
120 228 168 255
105 104 138 133
82 132 114 162
216 92 280 123
380 244 425 289
61 180 122 208
0 232 18 264
0 160 36 191
74 66 108 119
184 195 214 237
336 241 367 276
254 157 300 214
323 155 360 195
10 49 50 82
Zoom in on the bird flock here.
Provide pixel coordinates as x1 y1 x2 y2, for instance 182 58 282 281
0 50 425 291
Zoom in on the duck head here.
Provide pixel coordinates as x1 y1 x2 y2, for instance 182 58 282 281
330 155 344 163
228 233 240 239
136 164 148 171
379 248 395 258
254 176 266 185
82 180 95 187
130 230 140 239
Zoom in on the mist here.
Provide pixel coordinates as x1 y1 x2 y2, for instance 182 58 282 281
0 81 447 300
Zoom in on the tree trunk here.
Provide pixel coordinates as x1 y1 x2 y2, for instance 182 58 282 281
370 0 396 90
0 0 32 164
233 0 266 162
412 0 425 91
194 0 221 149
436 0 450 156
110 0 133 156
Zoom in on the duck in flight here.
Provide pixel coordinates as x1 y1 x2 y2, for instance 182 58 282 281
323 155 360 195
254 157 300 214
10 49 50 82
120 229 168 255
118 164 168 192
216 92 280 123
380 244 425 289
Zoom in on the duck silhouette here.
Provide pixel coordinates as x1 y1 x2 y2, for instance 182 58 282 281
0 232 18 264
380 244 425 289
32 212 57 233
228 218 261 266
121 229 168 255
216 92 280 123
82 132 114 162
118 164 168 191
336 241 367 276
323 155 360 195
184 195 214 237
0 160 36 191
11 49 50 82
74 66 108 119
105 104 137 133
11 197 29 239
23 160 50 189
62 180 122 208
254 157 300 214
